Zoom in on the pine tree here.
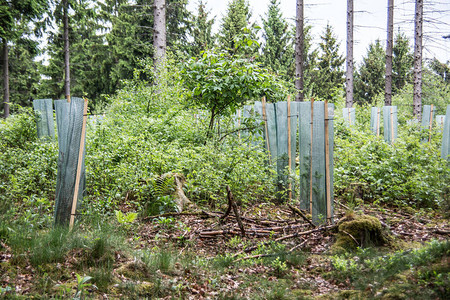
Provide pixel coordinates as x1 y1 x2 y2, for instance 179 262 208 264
312 24 345 101
261 0 294 80
354 40 385 105
392 32 413 93
218 0 257 56
189 0 215 56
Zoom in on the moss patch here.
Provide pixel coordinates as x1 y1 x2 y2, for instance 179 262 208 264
331 214 392 253
115 260 150 280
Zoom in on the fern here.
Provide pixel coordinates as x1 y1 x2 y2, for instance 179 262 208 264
154 175 174 198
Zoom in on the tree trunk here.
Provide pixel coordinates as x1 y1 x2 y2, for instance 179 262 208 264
153 0 166 67
295 0 304 102
2 40 9 118
413 0 423 118
345 0 353 108
63 0 70 101
385 0 394 106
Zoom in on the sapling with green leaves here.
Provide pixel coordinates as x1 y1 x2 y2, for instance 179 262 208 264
181 49 288 139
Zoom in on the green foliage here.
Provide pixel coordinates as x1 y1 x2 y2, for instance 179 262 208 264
354 40 385 105
141 248 177 274
189 0 215 56
392 32 414 93
182 49 288 138
0 39 42 108
301 25 320 99
328 240 450 297
74 274 94 300
115 210 138 228
260 0 294 80
429 58 450 84
334 116 449 209
311 24 345 102
218 0 258 57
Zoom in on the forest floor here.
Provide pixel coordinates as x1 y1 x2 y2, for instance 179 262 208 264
1 202 449 299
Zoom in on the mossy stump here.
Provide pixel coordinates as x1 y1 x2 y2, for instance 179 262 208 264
331 213 391 253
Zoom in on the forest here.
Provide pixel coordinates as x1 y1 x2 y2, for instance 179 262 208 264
1 0 449 299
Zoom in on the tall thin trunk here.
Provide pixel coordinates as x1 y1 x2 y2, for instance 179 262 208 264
2 40 9 118
413 0 423 118
63 0 70 101
345 0 353 108
385 0 394 106
295 0 304 102
153 0 166 67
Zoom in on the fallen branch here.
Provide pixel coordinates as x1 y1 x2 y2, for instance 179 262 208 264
334 200 350 210
244 224 337 253
341 230 359 246
274 225 336 242
214 210 295 226
287 204 316 227
289 239 307 252
431 229 450 235
143 210 218 221
226 185 245 236
234 253 280 262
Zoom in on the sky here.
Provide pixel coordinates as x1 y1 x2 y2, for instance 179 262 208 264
186 0 450 66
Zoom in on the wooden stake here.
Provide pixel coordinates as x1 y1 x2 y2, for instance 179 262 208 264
287 95 292 201
324 100 331 223
428 104 434 142
69 98 88 231
390 106 395 143
309 98 314 214
262 97 271 163
66 94 71 103
376 108 380 137
226 185 245 236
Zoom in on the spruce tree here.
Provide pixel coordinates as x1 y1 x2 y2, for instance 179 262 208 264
392 32 413 93
2 39 41 107
0 0 48 117
312 24 345 101
166 0 191 56
218 0 257 56
261 0 294 80
429 58 450 84
301 25 319 98
189 0 215 56
41 0 112 103
354 40 385 105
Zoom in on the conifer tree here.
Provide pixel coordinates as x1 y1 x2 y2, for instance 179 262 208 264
261 0 294 80
166 0 191 56
354 40 385 104
218 0 257 56
0 0 48 117
301 25 319 98
41 0 112 103
189 0 215 56
1 39 41 107
312 24 345 101
392 32 413 93
429 58 450 84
